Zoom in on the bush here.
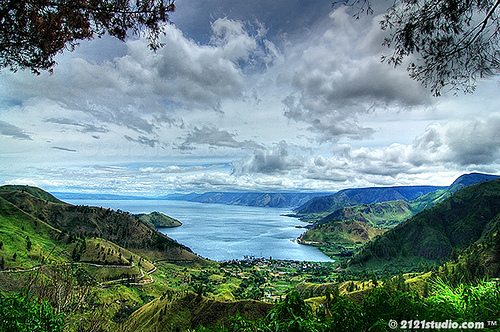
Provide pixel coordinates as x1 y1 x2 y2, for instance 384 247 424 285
0 293 64 332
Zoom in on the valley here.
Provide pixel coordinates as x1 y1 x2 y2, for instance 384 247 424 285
1 173 500 331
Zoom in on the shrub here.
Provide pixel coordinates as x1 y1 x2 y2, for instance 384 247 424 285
0 294 64 332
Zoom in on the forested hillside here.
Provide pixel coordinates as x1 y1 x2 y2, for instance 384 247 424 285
350 179 500 270
0 185 199 265
293 185 445 221
1 183 500 332
294 173 499 222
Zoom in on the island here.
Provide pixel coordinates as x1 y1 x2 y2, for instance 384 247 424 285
135 211 182 228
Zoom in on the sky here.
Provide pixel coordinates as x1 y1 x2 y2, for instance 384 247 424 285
1 0 500 195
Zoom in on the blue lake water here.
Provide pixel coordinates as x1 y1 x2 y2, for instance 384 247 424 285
65 199 331 262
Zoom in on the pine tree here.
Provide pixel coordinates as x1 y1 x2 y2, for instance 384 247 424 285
26 236 32 252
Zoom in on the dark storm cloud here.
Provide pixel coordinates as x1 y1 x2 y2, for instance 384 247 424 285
0 121 32 140
281 8 433 142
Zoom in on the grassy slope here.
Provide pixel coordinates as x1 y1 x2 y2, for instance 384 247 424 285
0 196 71 269
318 200 414 228
296 173 500 225
0 185 206 292
299 219 387 245
0 186 200 263
296 201 410 258
0 185 68 204
350 179 500 270
0 185 288 332
298 174 500 260
294 186 445 220
123 292 272 332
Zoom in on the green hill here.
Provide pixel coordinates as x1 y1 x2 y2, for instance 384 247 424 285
0 195 67 269
317 200 414 229
299 219 386 245
123 292 272 332
295 173 500 259
293 185 445 221
349 179 500 271
410 172 500 214
293 173 499 223
0 185 201 265
0 185 68 204
136 211 182 228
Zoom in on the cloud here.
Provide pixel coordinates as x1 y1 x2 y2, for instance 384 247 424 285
139 165 220 173
227 114 500 189
409 115 500 166
52 146 77 152
232 141 307 175
178 126 263 150
172 0 334 44
282 94 374 142
1 18 279 135
0 120 32 140
44 117 109 134
124 135 160 148
280 7 432 142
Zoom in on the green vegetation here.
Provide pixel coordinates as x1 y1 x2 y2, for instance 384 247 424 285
0 293 64 332
297 173 500 262
0 185 68 204
1 180 500 331
351 179 500 271
299 219 386 245
322 200 414 228
136 211 182 228
192 277 500 332
293 185 446 221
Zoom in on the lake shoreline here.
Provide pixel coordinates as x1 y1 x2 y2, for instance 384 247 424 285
65 198 332 262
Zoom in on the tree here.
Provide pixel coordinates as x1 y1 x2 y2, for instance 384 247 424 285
339 0 500 95
0 0 175 74
26 236 32 252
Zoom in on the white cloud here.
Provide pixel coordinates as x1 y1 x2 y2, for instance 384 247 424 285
280 7 433 142
409 115 500 166
231 141 307 175
2 1 500 195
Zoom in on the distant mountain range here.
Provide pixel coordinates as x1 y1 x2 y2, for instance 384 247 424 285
184 192 333 208
294 172 500 271
53 191 334 209
291 185 446 221
292 172 500 221
350 177 500 273
52 173 500 214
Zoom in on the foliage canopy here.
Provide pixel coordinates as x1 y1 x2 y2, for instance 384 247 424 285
0 0 175 73
340 0 500 95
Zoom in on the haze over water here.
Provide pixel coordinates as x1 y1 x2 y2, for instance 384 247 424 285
66 199 331 262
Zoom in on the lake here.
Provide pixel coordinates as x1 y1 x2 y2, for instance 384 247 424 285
65 199 331 262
